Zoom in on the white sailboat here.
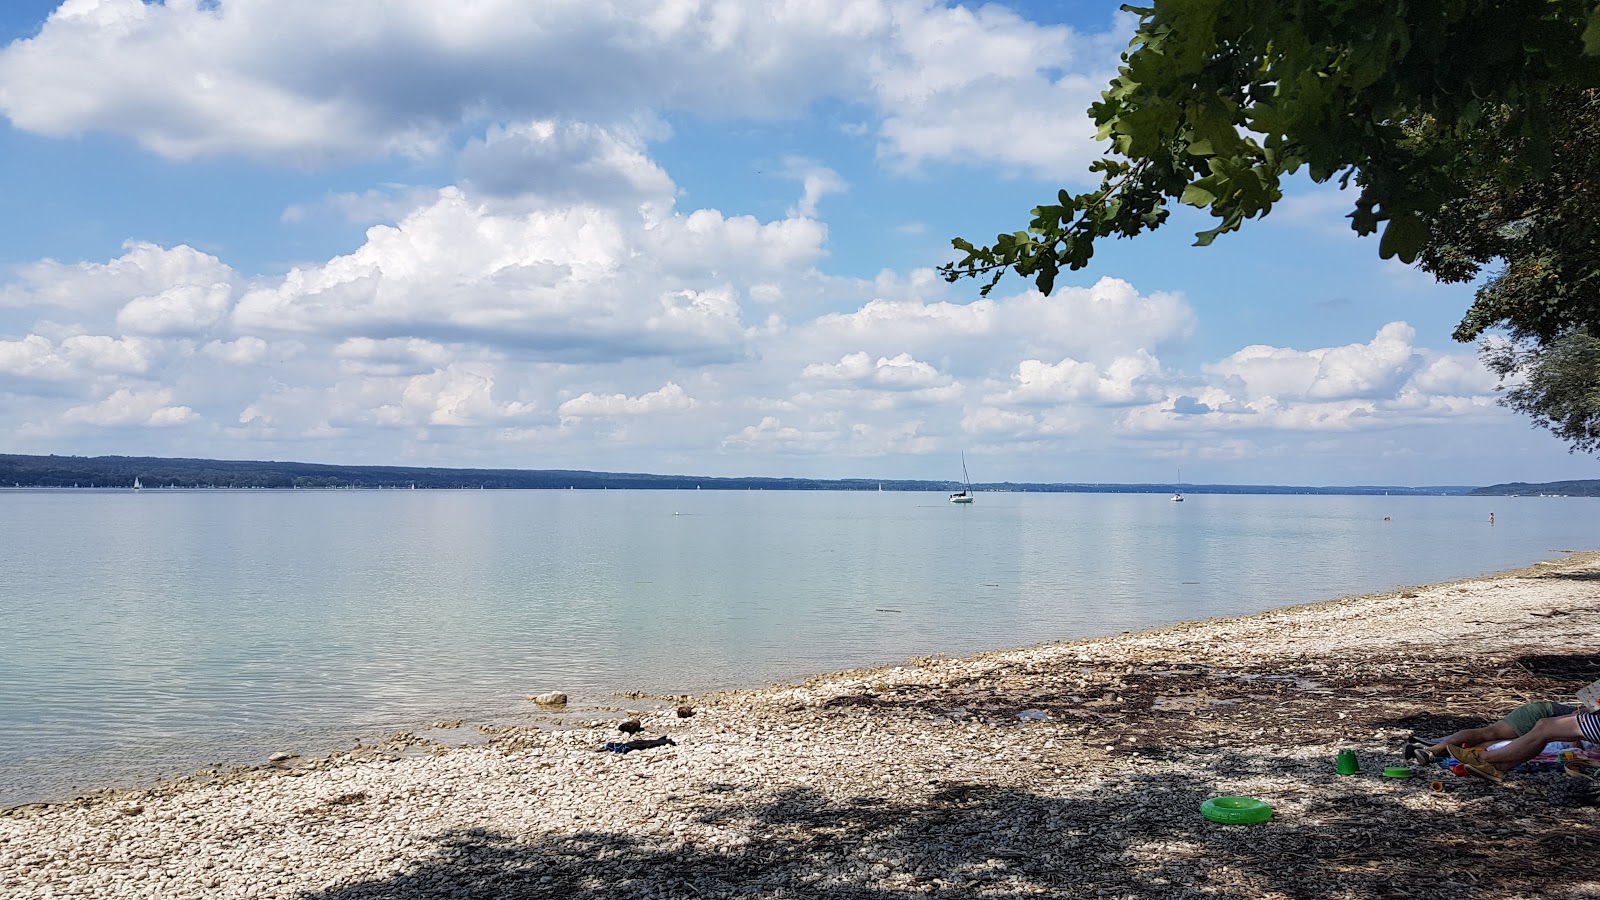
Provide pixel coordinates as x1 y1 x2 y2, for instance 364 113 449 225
950 453 975 504
133 477 142 492
1171 465 1184 502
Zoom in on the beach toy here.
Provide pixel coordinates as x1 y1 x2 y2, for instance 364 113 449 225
1335 749 1361 775
1382 767 1413 779
1200 796 1273 825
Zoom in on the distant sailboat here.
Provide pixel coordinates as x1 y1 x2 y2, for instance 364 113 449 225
1171 465 1184 502
133 477 142 492
950 453 975 504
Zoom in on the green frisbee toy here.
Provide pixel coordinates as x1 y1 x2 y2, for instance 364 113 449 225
1382 766 1413 778
1200 796 1273 825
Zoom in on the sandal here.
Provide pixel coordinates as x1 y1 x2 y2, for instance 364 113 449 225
1446 744 1504 783
1402 736 1438 767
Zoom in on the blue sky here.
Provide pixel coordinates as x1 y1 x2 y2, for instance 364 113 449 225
0 0 1590 486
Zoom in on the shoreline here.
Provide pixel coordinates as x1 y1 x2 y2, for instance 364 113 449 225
6 551 1600 898
6 549 1587 812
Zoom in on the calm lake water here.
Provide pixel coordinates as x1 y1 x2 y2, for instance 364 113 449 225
1 488 1593 806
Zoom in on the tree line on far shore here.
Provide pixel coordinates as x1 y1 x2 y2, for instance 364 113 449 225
4 452 1578 495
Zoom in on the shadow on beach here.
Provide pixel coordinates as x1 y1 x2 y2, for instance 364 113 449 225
303 747 1600 900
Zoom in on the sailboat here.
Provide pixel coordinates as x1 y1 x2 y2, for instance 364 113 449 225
133 477 142 492
949 453 975 504
1171 465 1184 502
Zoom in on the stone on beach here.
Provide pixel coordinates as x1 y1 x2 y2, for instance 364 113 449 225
529 691 567 707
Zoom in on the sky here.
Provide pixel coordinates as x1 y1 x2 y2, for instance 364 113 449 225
0 0 1592 487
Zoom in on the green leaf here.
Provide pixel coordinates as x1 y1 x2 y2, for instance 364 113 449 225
1180 183 1218 207
1377 213 1429 264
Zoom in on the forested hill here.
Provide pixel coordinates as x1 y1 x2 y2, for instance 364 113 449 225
0 453 1480 495
1469 480 1600 497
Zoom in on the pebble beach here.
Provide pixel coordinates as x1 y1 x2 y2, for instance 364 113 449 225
5 552 1600 899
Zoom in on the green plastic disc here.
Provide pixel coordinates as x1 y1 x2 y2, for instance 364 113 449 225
1200 796 1273 825
1382 767 1413 778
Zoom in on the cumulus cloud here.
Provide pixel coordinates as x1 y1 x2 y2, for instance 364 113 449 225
0 333 154 381
559 382 697 418
202 337 271 366
721 415 838 453
0 1 1118 178
232 187 822 364
459 119 676 205
811 276 1194 372
802 351 946 390
116 281 234 335
0 242 238 316
988 351 1165 407
1206 322 1422 402
1117 324 1498 436
869 3 1120 177
58 387 197 428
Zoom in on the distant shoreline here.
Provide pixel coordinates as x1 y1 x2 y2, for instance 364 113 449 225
0 451 1545 494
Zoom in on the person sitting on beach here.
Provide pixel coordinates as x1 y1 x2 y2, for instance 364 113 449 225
1405 692 1600 782
1446 709 1600 783
1404 700 1584 768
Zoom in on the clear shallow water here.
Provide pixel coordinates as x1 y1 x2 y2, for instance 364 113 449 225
2 488 1593 806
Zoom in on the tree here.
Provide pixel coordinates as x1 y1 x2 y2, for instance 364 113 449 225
1486 329 1600 453
1406 84 1600 451
939 0 1600 448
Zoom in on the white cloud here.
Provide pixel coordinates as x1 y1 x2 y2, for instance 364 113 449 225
721 415 838 453
801 350 946 390
0 333 154 380
334 337 456 374
988 351 1165 407
811 275 1194 371
233 187 821 364
961 406 1040 436
202 337 271 366
1206 322 1422 402
0 1 1119 179
1118 324 1501 437
58 387 197 428
559 381 697 418
0 242 237 316
1410 353 1498 396
116 281 234 335
869 4 1118 178
368 361 505 425
780 157 847 218
459 119 676 205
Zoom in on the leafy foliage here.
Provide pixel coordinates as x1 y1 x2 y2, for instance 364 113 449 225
1425 89 1600 344
942 0 1600 454
1485 330 1600 454
941 0 1600 298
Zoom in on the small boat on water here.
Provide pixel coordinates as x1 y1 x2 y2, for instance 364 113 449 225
1171 465 1183 501
950 453 975 504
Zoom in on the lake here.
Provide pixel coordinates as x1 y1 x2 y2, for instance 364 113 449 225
1 488 1592 807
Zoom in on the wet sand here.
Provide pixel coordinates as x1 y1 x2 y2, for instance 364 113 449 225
4 551 1600 899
